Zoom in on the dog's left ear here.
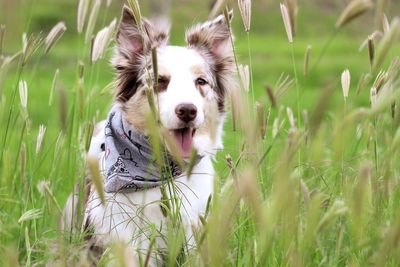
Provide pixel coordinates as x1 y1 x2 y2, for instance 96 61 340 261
186 12 235 112
186 11 233 59
112 5 170 102
186 12 233 60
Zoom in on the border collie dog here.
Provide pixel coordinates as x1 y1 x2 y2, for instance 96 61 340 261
64 5 236 264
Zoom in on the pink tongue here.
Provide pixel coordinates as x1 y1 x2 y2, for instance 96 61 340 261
172 128 193 158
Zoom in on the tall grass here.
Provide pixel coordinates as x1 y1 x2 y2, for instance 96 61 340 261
1 0 400 266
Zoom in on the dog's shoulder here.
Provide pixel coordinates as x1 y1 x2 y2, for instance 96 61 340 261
62 120 106 235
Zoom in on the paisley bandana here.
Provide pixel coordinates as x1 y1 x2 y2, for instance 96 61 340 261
103 105 182 193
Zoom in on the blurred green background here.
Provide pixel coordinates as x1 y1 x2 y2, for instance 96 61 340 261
0 0 399 203
1 0 399 121
1 0 400 263
0 0 399 218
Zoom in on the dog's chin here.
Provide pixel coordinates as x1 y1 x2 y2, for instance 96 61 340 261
169 127 196 159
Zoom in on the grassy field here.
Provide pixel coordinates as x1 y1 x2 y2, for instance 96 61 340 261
1 0 400 265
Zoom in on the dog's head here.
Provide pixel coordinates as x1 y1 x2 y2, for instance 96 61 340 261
111 6 236 158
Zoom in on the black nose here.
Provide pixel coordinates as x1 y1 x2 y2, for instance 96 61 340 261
175 103 197 123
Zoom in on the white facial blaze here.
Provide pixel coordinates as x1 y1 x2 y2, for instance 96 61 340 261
151 45 221 156
157 46 209 129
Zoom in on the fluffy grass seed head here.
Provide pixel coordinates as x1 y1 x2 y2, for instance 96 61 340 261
49 69 59 106
238 169 264 225
373 71 387 93
45 22 66 54
349 162 373 242
0 25 5 55
58 84 67 131
85 0 101 44
91 19 117 62
280 3 293 43
302 109 309 129
300 179 310 206
359 31 382 51
186 148 199 178
370 87 377 108
238 0 251 32
382 14 390 34
37 180 50 196
87 156 105 205
285 0 297 37
304 45 312 75
77 0 89 33
391 127 400 152
264 84 277 108
22 32 27 54
238 64 250 92
336 0 373 29
36 125 46 154
160 128 184 169
367 35 375 66
275 73 294 98
18 80 28 109
127 0 143 30
22 33 44 66
36 180 62 214
286 107 296 129
341 69 351 99
256 101 266 139
356 73 372 95
372 17 400 73
18 209 42 224
317 199 348 232
20 143 26 181
272 117 280 138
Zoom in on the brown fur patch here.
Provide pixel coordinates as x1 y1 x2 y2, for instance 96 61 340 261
122 88 152 132
190 65 204 77
115 67 143 102
156 74 170 92
185 12 237 114
112 5 170 104
191 65 208 97
196 97 218 143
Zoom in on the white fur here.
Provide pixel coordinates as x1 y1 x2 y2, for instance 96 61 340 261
81 45 223 265
154 46 221 157
63 10 235 264
84 121 215 265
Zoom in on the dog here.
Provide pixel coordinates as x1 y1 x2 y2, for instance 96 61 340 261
63 5 236 265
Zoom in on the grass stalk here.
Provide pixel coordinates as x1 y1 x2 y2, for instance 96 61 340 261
290 43 300 128
246 32 255 106
1 62 24 163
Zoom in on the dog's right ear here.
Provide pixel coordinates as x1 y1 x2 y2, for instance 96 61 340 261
112 5 169 102
116 5 169 57
116 5 145 57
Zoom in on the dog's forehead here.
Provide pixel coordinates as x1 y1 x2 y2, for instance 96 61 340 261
157 46 207 73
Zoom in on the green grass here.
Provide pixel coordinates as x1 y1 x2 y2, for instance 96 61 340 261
1 0 400 266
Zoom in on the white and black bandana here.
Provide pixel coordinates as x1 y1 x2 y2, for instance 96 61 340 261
103 105 182 193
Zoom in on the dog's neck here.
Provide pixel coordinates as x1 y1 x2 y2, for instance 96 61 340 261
103 105 184 193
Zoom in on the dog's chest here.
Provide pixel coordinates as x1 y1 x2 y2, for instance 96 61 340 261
85 151 214 248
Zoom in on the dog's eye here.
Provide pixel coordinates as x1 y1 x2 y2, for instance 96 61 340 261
195 78 207 86
158 77 167 83
157 77 169 92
